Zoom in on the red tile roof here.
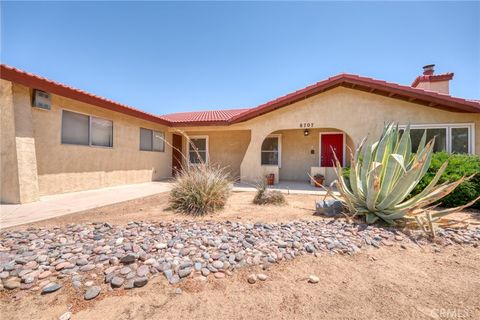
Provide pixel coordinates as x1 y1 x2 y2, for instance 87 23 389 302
227 73 480 124
160 108 249 125
0 64 170 126
411 72 454 87
1 64 479 128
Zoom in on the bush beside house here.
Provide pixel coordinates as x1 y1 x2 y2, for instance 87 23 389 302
411 152 480 209
342 152 480 209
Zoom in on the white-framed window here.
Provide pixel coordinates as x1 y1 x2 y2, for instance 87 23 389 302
140 128 165 152
399 123 475 154
188 136 208 164
261 134 282 166
61 110 113 147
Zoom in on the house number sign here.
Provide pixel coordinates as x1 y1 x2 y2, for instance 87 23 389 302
299 122 314 128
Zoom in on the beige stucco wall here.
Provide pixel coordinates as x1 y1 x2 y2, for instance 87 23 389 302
235 87 479 183
181 130 250 180
1 80 21 203
15 84 173 197
1 80 40 203
3 80 479 201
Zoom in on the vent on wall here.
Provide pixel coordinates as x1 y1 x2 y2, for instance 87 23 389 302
33 89 51 110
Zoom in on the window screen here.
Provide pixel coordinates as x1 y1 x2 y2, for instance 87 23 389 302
451 127 469 154
140 128 165 152
410 128 447 153
153 131 165 152
140 128 153 151
61 110 89 145
261 136 279 165
189 138 207 163
91 117 113 147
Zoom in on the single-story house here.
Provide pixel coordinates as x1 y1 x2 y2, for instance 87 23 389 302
1 64 479 204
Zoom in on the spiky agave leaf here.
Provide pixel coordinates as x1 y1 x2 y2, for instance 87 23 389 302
333 122 478 235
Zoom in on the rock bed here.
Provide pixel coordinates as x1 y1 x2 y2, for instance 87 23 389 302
0 220 479 299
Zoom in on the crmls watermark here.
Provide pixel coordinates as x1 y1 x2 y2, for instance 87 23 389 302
431 307 471 319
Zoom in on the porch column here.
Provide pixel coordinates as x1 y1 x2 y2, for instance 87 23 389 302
239 127 271 183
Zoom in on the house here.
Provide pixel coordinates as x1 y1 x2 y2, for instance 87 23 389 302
1 64 479 204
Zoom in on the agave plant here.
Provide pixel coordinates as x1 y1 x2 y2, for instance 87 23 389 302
331 123 479 234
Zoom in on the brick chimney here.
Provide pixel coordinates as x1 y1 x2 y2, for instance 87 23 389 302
411 64 454 94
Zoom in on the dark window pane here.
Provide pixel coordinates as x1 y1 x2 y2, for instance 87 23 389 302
61 110 89 145
140 128 152 151
91 117 113 147
261 151 278 165
410 128 446 153
427 128 447 152
451 128 469 154
189 151 206 164
261 137 278 151
190 138 206 151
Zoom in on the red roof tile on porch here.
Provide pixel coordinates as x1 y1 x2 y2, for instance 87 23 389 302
160 108 249 125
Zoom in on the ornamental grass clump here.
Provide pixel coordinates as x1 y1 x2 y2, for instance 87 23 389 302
331 123 479 237
253 180 286 205
169 163 232 215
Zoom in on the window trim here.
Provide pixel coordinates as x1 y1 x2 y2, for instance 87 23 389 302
261 134 282 168
188 135 209 165
139 127 165 152
398 123 475 154
61 109 113 148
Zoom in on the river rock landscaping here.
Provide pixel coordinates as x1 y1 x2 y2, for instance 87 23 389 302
0 220 479 301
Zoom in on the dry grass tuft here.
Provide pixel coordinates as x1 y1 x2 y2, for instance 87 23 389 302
253 180 286 205
169 164 232 215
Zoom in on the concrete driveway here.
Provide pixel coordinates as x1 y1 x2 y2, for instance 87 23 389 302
0 181 172 229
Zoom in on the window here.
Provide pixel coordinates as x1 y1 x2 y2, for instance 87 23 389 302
61 110 113 147
409 128 447 153
91 117 113 147
140 128 165 152
261 135 281 166
400 124 474 154
188 137 208 164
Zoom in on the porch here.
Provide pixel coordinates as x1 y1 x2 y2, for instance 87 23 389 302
177 127 355 185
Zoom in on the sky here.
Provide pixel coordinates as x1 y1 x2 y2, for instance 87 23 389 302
1 1 479 115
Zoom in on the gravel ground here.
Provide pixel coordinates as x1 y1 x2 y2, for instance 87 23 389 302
1 219 479 302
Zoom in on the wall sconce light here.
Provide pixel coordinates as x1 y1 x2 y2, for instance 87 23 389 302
304 129 310 136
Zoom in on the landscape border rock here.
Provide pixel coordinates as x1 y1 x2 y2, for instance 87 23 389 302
0 220 478 299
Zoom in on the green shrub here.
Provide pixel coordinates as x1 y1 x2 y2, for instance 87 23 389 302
411 152 480 208
253 180 286 205
169 164 232 215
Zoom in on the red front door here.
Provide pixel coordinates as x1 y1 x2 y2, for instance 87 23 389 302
321 133 343 167
172 134 183 176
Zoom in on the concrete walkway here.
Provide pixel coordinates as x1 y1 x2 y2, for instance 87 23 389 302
0 180 334 229
0 181 172 229
233 180 338 196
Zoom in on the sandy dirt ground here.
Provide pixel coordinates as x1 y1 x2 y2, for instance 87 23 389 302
2 191 479 319
10 191 479 230
12 192 322 229
1 246 479 320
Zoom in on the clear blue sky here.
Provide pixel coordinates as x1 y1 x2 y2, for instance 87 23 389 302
2 1 479 115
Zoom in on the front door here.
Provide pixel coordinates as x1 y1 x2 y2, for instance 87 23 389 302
320 133 343 167
172 134 183 176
